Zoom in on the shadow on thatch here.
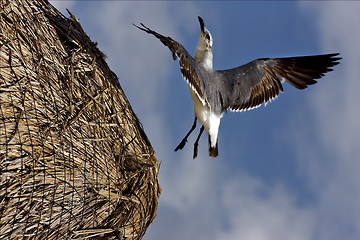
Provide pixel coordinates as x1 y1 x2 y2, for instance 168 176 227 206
0 0 161 239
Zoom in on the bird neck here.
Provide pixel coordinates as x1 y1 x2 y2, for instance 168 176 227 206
195 48 213 70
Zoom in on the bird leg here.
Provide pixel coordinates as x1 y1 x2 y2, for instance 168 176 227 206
193 125 204 159
175 117 197 151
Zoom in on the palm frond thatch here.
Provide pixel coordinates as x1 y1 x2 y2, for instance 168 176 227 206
0 0 161 239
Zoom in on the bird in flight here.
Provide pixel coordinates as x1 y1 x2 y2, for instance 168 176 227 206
134 17 341 159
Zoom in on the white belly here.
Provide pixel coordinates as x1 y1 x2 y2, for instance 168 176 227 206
189 87 222 147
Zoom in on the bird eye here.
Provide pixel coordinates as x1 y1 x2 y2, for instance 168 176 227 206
206 34 210 41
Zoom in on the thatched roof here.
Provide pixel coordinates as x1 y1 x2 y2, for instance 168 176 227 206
0 0 160 239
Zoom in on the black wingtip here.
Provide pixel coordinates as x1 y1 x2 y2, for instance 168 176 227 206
133 22 143 30
330 53 342 65
133 22 151 34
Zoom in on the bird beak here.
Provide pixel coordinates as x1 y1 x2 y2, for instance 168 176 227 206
198 16 205 32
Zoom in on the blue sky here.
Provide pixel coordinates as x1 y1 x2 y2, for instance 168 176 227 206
51 2 359 240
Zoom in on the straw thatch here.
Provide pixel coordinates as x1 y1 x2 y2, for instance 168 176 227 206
0 0 160 239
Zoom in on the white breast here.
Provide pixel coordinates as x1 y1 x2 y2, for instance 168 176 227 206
188 86 222 147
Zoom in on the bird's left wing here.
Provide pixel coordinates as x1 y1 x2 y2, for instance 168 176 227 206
216 54 341 112
134 23 206 105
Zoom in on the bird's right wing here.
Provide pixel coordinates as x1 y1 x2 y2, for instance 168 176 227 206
134 23 207 105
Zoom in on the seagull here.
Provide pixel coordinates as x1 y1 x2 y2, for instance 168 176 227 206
134 17 341 159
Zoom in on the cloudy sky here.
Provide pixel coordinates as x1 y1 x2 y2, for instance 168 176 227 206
51 1 359 240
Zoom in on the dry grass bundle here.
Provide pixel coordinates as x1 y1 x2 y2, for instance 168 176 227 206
0 0 160 239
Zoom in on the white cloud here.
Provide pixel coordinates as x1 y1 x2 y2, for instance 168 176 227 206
295 2 360 239
78 2 198 114
149 164 315 240
308 1 360 163
146 155 225 240
217 175 314 240
86 2 176 110
73 2 201 162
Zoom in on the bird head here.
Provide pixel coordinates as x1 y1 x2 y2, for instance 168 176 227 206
198 16 213 50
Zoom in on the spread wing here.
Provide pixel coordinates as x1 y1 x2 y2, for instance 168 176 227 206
134 23 207 105
217 54 341 112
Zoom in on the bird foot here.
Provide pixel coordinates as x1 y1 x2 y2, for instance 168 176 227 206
193 142 199 159
174 138 187 151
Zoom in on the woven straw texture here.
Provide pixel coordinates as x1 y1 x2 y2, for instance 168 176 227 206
0 0 160 239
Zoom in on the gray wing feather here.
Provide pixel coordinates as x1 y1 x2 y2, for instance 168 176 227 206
134 23 207 105
216 54 341 112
